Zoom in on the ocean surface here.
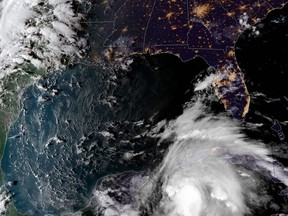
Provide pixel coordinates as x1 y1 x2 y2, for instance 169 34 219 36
1 54 209 215
2 64 115 215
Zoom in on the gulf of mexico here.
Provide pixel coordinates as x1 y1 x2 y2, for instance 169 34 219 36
0 63 122 215
1 53 209 215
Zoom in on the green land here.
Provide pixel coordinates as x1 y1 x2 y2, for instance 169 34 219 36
0 64 46 216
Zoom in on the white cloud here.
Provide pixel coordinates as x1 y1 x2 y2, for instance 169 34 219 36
239 13 251 29
139 100 288 216
0 187 11 215
164 178 203 216
91 188 140 216
0 0 86 83
194 73 219 91
85 100 288 216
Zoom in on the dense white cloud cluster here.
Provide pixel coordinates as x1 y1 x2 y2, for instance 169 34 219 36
0 0 86 81
141 101 288 216
0 187 10 215
91 99 288 215
93 190 139 216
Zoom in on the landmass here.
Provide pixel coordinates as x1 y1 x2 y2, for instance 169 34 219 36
85 0 288 119
0 0 287 215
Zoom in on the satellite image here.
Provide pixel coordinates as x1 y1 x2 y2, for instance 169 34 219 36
0 0 288 215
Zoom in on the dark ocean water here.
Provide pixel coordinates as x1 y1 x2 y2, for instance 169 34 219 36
235 5 288 215
236 4 288 149
1 54 209 215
